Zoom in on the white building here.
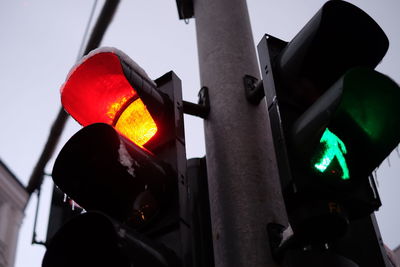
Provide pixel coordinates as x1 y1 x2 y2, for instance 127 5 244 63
0 160 28 267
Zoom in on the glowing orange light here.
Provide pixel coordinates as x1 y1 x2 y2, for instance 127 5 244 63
107 96 129 121
114 98 158 146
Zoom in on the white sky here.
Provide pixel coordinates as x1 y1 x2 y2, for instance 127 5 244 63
0 1 398 266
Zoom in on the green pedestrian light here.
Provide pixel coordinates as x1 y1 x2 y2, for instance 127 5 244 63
293 67 400 184
313 128 349 180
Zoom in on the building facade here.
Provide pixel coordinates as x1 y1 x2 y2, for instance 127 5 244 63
0 161 28 267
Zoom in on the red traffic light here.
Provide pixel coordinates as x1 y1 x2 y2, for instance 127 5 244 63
61 48 162 147
50 46 190 266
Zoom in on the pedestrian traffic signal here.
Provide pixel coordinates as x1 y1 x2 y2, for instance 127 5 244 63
43 48 191 267
256 0 400 246
292 67 400 186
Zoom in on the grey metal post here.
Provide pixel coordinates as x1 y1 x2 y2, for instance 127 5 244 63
194 0 288 266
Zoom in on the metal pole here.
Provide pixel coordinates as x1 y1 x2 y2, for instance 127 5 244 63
194 0 288 266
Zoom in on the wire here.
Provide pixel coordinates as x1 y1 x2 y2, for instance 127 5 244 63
26 0 121 195
76 0 98 61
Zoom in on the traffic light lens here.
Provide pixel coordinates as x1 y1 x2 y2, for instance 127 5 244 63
61 50 160 146
340 68 400 144
312 128 350 180
115 98 158 146
61 52 138 127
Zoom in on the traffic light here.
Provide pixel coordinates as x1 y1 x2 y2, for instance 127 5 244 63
254 0 400 261
60 48 180 151
43 48 191 267
292 67 400 186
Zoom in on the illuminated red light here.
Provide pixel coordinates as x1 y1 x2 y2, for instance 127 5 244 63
61 51 157 146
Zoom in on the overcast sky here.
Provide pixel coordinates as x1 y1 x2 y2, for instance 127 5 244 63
0 1 399 266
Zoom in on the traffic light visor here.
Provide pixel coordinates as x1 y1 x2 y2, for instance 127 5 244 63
276 0 389 109
52 123 171 225
61 49 157 146
337 68 400 144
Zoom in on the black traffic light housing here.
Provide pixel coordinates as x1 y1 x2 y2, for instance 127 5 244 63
43 211 180 267
43 49 195 267
256 0 398 229
51 122 175 226
253 0 400 265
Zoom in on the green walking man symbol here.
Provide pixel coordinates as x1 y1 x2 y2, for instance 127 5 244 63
313 128 350 180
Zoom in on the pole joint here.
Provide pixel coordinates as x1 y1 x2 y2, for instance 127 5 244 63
183 87 210 119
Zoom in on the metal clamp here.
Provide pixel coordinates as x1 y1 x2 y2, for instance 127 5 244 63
243 75 265 105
